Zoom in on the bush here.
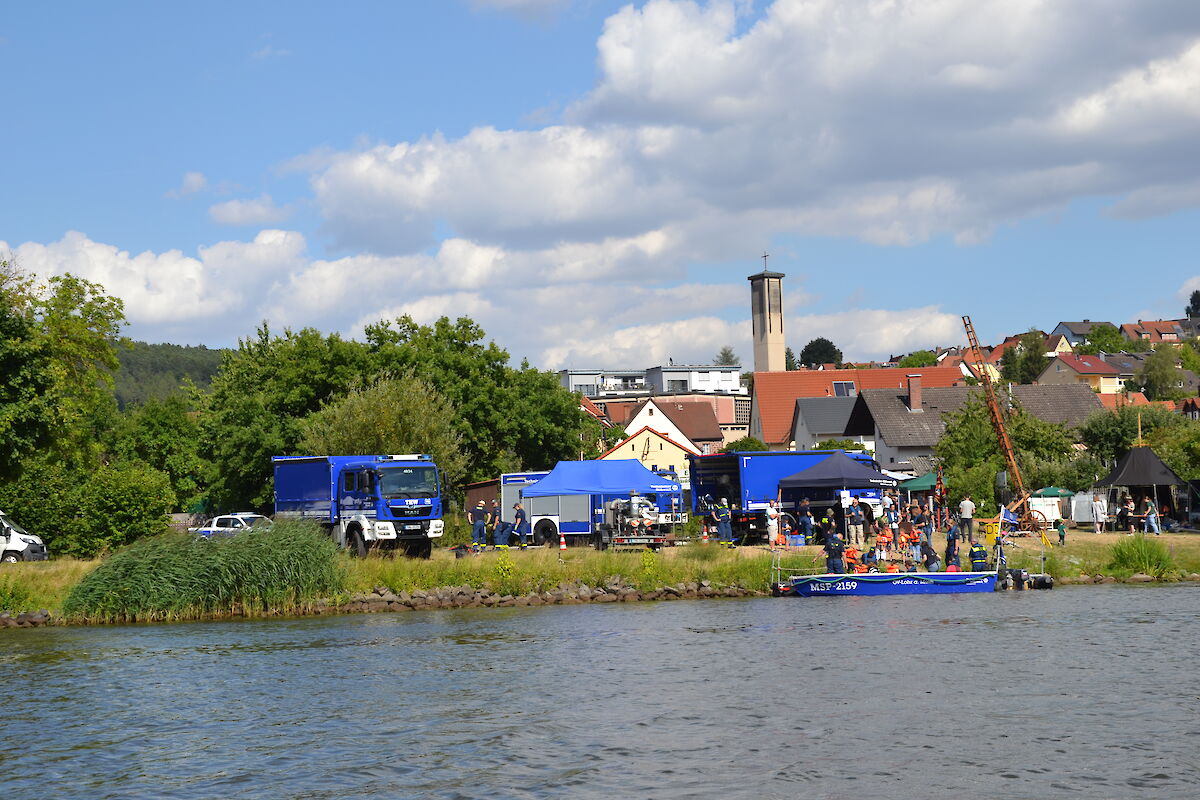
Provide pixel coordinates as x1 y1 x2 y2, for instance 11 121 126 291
1107 534 1175 577
62 520 343 621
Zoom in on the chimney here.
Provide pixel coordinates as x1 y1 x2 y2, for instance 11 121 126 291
907 374 923 412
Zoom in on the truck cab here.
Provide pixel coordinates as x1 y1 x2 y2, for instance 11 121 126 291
1 511 49 563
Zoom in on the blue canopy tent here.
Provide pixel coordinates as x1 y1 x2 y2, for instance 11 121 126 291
520 460 682 497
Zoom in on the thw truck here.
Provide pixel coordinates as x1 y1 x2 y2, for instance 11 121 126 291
688 450 883 542
273 455 444 558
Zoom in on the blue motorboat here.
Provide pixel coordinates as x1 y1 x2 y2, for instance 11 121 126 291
774 571 997 597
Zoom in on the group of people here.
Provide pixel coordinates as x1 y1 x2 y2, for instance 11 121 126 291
789 490 996 575
466 499 529 550
1098 493 1172 535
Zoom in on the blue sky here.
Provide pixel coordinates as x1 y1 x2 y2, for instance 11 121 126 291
2 0 1199 368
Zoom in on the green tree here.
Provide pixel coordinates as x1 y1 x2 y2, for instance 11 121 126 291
720 435 767 453
1078 405 1187 464
109 393 206 512
897 350 938 368
66 463 175 558
799 337 842 368
998 330 1047 384
1135 346 1189 401
1186 289 1200 319
714 346 739 366
784 347 798 371
0 296 56 479
812 438 867 451
298 374 469 485
1074 323 1125 355
1146 421 1200 481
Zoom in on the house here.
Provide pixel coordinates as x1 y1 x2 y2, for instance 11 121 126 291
579 396 614 429
1045 334 1074 356
1120 320 1185 343
1100 352 1147 385
594 393 751 444
559 368 647 396
1050 320 1116 347
1179 397 1200 421
1098 391 1152 411
790 396 870 451
749 365 964 449
644 364 746 395
597 427 699 491
844 378 1104 471
622 398 725 455
1036 354 1125 394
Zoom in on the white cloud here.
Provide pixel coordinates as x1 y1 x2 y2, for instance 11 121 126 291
307 0 1200 259
209 194 291 226
1179 276 1200 302
165 171 208 198
787 308 965 361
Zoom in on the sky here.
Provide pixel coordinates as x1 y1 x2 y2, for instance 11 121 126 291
2 0 1199 369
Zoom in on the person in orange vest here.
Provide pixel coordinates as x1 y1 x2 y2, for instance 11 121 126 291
875 527 892 562
844 544 861 572
886 561 901 573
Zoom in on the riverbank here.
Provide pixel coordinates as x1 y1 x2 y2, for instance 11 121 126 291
4 530 1199 627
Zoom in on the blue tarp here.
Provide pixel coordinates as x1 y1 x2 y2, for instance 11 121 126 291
778 451 898 490
520 460 682 497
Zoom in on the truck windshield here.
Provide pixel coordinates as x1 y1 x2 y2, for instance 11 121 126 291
0 514 29 535
379 466 439 499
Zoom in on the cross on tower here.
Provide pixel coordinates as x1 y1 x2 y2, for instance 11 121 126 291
762 251 769 271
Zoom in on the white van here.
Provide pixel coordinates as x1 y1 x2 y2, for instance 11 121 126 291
0 511 48 563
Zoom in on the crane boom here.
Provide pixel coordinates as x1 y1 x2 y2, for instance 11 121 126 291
961 315 1029 514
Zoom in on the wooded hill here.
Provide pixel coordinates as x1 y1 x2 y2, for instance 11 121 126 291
114 341 226 408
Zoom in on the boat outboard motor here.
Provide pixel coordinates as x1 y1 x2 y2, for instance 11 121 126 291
1008 568 1029 590
1031 574 1054 590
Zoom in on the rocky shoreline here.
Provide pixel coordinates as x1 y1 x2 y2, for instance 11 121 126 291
6 571 1200 629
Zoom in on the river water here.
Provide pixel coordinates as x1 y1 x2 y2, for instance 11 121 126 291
3 584 1199 799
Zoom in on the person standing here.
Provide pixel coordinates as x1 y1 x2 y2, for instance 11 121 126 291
958 494 976 543
798 507 814 545
765 499 781 547
488 499 505 548
944 524 960 569
1091 494 1106 534
512 501 529 549
823 531 846 574
713 498 734 547
1055 518 1067 546
469 500 487 550
847 498 865 548
968 540 989 571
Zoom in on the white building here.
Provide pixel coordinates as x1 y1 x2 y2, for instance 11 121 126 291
559 365 746 397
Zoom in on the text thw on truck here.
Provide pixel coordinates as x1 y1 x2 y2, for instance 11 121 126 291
273 454 444 558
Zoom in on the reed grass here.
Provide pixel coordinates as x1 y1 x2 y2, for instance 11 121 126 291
1107 534 1175 578
61 520 344 622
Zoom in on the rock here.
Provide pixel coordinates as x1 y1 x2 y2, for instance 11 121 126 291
1099 576 1117 584
594 593 617 603
577 588 592 601
1127 573 1155 583
481 595 498 606
458 584 475 597
1188 573 1200 582
365 600 389 612
700 580 712 588
663 585 681 597
412 589 428 600
527 595 543 606
373 586 389 596
398 591 411 603
379 592 400 604
1091 575 1106 583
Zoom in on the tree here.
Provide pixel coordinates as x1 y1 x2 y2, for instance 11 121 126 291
998 330 1047 384
720 435 767 453
1075 323 1125 355
714 346 739 366
812 438 866 451
1078 404 1186 464
1146 421 1200 481
298 374 469 485
784 347 798 371
897 350 937 368
799 337 842 368
1135 346 1189 401
109 393 206 512
1186 289 1200 319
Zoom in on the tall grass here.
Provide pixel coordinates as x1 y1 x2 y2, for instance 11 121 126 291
0 559 99 613
62 520 344 622
343 545 776 596
1107 534 1175 578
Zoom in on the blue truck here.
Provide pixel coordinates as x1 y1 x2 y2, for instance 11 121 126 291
688 450 883 542
511 460 688 549
273 454 444 558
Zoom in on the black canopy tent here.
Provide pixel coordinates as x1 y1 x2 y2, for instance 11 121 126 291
779 452 898 539
1094 446 1190 525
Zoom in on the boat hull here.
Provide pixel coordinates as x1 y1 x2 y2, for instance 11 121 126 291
777 572 997 596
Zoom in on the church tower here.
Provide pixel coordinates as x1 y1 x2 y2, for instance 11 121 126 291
747 261 785 373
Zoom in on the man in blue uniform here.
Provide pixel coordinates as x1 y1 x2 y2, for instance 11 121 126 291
969 540 989 571
823 531 846 574
712 498 734 547
469 500 487 550
512 502 529 549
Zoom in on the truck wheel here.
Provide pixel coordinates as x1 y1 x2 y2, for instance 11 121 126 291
406 539 433 560
1 551 20 564
534 520 557 547
347 528 367 558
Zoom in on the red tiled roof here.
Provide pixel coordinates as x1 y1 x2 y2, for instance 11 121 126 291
649 399 723 443
1098 392 1150 410
1054 354 1120 376
753 366 964 446
596 426 700 460
579 396 613 428
602 401 641 428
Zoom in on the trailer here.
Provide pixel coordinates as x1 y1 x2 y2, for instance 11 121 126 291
517 460 687 548
688 450 883 542
273 454 444 558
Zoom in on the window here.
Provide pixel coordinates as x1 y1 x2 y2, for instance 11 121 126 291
343 473 356 492
833 381 856 397
668 380 688 391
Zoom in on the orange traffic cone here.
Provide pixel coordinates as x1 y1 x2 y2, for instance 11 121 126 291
559 529 567 551
702 527 709 545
